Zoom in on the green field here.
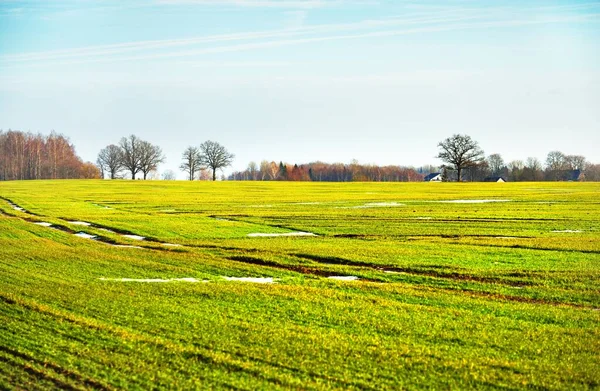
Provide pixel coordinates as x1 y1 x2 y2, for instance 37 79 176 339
0 180 598 390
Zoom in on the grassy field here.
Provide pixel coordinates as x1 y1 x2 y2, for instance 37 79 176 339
0 180 598 390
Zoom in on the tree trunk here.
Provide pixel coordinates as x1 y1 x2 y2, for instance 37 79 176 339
212 168 216 181
132 171 136 180
143 171 147 180
457 167 462 182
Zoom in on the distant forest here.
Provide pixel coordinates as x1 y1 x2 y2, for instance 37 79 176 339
227 159 600 182
1 129 599 182
0 130 98 181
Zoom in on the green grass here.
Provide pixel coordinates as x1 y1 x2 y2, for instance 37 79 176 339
0 180 598 390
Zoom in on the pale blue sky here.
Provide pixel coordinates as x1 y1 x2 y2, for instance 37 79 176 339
1 0 599 177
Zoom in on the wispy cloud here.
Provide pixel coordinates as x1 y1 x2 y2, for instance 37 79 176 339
0 11 482 63
1 3 598 67
154 0 361 8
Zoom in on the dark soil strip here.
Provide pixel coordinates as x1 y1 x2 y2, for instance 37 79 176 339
294 253 377 268
294 254 533 287
226 255 380 282
227 255 332 277
0 197 40 216
0 346 112 391
452 288 598 310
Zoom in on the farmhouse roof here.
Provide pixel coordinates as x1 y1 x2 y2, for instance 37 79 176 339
424 173 441 181
483 176 506 182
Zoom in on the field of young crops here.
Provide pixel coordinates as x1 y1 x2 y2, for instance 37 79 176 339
0 180 598 390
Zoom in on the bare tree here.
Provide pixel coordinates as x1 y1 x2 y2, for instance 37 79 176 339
545 151 567 171
247 161 258 180
180 146 202 181
198 140 234 181
486 153 504 176
139 141 165 180
161 169 176 180
565 155 587 170
259 160 270 180
119 135 143 179
525 157 542 171
97 144 123 179
436 134 485 182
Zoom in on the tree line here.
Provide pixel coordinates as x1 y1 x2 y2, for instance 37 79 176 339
96 135 165 180
228 161 423 182
434 134 598 182
2 130 597 182
97 137 234 181
0 130 99 181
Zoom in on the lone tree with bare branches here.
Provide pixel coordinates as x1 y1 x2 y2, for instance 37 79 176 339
97 144 123 179
119 135 143 180
198 140 234 181
437 134 484 182
139 141 165 180
180 146 202 181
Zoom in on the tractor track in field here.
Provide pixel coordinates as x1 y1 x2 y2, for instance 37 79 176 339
0 345 113 391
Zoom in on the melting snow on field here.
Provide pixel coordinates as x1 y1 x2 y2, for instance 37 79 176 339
34 222 53 227
552 230 583 233
100 277 206 283
74 232 97 239
68 221 91 226
122 234 145 241
328 276 359 281
162 243 183 247
247 232 316 237
223 277 275 283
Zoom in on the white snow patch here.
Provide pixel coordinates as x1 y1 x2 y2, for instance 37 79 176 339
415 217 433 220
162 243 183 247
99 277 206 283
328 276 359 281
74 232 97 240
122 234 145 241
34 222 53 227
223 277 275 283
436 199 511 204
112 245 144 249
247 232 316 238
98 228 115 233
68 221 91 226
552 230 582 233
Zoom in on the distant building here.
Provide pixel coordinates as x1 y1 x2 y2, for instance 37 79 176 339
483 176 506 183
424 173 442 182
567 170 583 181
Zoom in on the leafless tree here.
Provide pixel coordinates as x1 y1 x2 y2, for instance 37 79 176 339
486 153 504 176
247 161 258 180
525 157 542 171
119 135 143 179
97 144 123 179
565 155 587 170
545 151 567 171
198 140 234 181
161 170 176 180
259 160 270 180
180 146 202 181
139 141 165 180
436 134 484 181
